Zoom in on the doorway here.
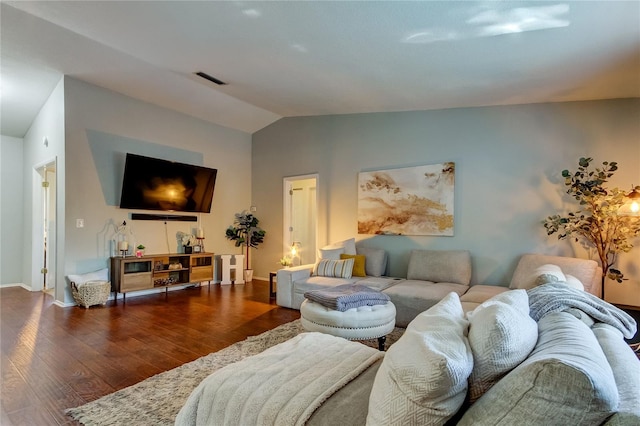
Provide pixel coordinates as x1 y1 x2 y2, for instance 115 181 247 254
33 161 56 294
283 175 318 266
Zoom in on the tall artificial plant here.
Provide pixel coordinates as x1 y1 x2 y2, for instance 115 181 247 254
543 157 640 287
225 210 266 270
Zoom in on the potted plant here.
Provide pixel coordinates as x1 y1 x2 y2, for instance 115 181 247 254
135 244 146 258
543 157 640 296
279 256 293 268
225 210 266 281
179 232 196 254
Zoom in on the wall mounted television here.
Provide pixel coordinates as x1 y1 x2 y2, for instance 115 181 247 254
119 153 217 214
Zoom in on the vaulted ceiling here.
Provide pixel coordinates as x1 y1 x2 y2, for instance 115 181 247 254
2 1 639 138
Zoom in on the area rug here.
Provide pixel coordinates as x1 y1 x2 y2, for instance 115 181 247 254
66 319 405 426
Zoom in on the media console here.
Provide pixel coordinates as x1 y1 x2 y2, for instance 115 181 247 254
110 252 214 300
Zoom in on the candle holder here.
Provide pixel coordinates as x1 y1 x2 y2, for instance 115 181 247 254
120 249 128 258
196 237 205 252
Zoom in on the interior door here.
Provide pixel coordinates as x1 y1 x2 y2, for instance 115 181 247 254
284 175 318 266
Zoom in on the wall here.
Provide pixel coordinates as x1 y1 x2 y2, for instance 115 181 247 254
252 99 640 304
21 78 66 301
0 135 25 285
63 77 252 304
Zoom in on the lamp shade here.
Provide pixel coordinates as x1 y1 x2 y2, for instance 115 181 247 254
619 186 640 216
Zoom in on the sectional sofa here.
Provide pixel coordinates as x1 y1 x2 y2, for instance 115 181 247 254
276 241 602 326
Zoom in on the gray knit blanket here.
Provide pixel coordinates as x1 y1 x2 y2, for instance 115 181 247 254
528 282 637 339
304 284 390 311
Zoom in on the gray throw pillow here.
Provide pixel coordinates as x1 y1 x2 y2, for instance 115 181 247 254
356 246 387 277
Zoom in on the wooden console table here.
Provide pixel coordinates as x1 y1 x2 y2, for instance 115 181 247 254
110 252 214 300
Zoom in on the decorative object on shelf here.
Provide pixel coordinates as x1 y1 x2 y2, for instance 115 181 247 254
135 244 146 258
119 240 129 257
178 232 196 254
225 210 266 281
196 227 205 252
114 220 135 257
543 157 640 295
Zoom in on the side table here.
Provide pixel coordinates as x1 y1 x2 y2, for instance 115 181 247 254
269 272 277 299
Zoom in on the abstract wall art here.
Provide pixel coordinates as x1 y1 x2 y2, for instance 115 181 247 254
358 162 455 236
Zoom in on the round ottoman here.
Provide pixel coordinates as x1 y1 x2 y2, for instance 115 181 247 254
300 299 396 350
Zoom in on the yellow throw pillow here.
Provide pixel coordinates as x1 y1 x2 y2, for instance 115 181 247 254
340 254 366 277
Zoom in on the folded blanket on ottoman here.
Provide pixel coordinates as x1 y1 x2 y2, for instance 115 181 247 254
175 332 383 426
304 284 390 311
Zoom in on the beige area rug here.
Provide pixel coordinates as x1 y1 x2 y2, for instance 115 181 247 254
66 320 405 426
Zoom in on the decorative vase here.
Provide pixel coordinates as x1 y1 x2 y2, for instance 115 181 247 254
243 269 254 282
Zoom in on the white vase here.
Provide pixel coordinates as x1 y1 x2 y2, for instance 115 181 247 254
243 269 254 282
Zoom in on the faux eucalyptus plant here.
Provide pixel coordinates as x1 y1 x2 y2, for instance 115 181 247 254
543 157 640 286
225 210 266 270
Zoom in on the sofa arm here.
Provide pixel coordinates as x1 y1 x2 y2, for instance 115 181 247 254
276 265 314 308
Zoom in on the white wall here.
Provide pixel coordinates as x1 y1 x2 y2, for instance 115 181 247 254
0 135 25 285
252 99 640 304
63 77 252 304
21 78 65 300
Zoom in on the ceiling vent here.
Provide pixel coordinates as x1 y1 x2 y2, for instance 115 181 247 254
194 71 227 86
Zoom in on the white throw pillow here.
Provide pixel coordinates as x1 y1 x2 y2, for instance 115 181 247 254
67 268 109 288
367 292 473 426
466 289 538 402
564 274 585 291
514 263 566 290
317 246 345 260
323 238 357 255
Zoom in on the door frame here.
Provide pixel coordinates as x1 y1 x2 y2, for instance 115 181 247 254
283 174 319 266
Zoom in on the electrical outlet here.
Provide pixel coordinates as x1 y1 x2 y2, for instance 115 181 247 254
76 219 84 228
250 206 257 212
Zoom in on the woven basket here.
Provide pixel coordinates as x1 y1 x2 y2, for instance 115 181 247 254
71 280 111 308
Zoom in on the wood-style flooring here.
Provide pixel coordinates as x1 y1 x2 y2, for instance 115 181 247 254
1 280 300 425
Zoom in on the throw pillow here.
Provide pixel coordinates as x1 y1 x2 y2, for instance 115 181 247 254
67 268 109 288
323 238 357 255
514 263 566 290
406 249 472 285
564 274 585 291
313 258 354 279
317 247 344 260
340 254 366 277
466 289 538 402
356 246 387 277
367 292 473 426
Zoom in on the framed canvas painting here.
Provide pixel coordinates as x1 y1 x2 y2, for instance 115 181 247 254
358 162 455 236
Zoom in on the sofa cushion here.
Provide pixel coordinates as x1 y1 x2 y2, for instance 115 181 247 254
355 246 387 277
406 249 471 285
383 280 469 328
564 274 585 291
340 254 366 277
515 263 566 290
323 238 357 255
459 312 619 426
509 254 600 295
367 292 473 426
314 258 354 278
466 290 538 402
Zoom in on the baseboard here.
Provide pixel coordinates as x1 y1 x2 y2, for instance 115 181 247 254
0 283 31 291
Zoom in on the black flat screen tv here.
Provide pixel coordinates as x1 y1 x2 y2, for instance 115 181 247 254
119 153 217 213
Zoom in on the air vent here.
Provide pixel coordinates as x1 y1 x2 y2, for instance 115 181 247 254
195 72 227 86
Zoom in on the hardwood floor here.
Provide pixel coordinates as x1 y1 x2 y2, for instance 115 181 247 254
0 280 300 425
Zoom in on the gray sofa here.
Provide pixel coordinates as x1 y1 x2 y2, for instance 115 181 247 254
276 247 603 327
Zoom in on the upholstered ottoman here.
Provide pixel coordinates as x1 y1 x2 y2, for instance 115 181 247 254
300 299 396 350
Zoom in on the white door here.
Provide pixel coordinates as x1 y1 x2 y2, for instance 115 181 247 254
284 175 318 266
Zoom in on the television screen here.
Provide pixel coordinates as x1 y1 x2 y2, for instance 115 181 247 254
119 153 217 213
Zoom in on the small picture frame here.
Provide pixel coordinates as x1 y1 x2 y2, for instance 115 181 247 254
193 245 202 253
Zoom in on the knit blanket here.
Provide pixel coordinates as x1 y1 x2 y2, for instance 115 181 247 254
528 282 637 339
175 332 383 426
304 284 390 311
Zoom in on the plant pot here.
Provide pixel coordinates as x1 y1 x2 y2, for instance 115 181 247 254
243 269 254 282
184 246 193 254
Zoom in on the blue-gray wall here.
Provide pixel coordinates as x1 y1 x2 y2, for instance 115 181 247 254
252 99 640 304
